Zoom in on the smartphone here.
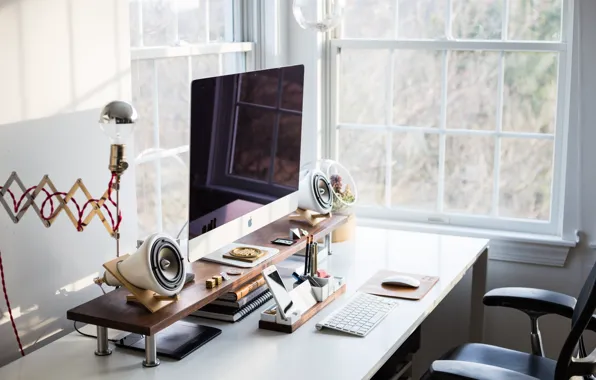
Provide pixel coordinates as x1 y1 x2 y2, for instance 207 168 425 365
262 265 294 320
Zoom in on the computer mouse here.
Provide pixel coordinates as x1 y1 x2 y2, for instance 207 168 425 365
382 275 420 288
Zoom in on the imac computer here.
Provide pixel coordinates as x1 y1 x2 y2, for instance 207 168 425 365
116 65 305 360
188 64 305 262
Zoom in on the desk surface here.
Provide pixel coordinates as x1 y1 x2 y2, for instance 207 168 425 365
0 227 488 380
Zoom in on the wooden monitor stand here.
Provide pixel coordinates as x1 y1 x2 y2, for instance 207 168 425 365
67 213 348 367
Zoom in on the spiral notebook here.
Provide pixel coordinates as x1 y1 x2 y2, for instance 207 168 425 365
191 290 273 322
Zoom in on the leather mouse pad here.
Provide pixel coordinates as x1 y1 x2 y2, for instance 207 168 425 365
358 269 439 300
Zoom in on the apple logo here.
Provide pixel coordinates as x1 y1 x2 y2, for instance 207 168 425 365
248 217 253 228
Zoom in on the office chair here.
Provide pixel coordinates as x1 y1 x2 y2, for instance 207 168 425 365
422 261 596 380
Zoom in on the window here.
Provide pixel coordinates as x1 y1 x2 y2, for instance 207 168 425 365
328 0 572 235
129 0 254 238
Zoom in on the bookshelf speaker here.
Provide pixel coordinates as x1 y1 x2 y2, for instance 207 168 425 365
102 233 187 296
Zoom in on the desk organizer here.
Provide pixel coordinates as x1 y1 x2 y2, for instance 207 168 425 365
259 277 346 333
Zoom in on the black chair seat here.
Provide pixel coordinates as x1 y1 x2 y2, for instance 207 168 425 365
441 343 557 380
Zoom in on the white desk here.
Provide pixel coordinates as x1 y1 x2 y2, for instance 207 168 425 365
0 227 488 380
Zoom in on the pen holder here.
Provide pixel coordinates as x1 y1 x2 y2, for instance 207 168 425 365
311 278 330 302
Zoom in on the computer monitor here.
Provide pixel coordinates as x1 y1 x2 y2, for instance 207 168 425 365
187 65 305 262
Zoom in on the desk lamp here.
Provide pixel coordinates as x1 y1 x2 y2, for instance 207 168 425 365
98 101 137 256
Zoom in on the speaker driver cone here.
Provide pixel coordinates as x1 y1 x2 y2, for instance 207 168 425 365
312 174 333 209
151 238 184 291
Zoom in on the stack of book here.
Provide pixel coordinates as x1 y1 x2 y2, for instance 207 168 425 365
192 276 272 322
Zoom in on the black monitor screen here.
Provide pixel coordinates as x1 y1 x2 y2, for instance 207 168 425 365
188 65 304 239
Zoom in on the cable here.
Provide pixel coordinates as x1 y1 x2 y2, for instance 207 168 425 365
0 249 24 356
73 321 120 343
176 220 189 240
0 173 122 232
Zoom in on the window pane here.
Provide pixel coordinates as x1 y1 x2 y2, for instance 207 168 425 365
231 106 276 181
132 60 155 154
239 70 279 107
445 135 494 214
130 1 142 47
393 50 442 128
209 0 230 42
342 0 395 39
339 49 389 125
397 0 445 39
275 114 302 188
136 159 160 238
177 0 207 44
499 138 552 220
452 0 502 40
157 57 190 150
142 0 177 46
391 133 439 209
447 51 499 130
508 0 562 41
161 152 190 237
191 54 220 79
338 129 386 206
503 53 558 133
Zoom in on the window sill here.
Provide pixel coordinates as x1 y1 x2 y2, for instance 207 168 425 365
357 217 575 267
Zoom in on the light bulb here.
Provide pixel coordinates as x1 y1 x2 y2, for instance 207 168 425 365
293 0 345 33
98 100 138 175
98 101 138 145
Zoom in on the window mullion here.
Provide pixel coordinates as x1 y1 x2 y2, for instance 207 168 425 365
502 0 510 41
204 0 210 43
393 0 400 39
445 0 453 40
437 50 448 213
152 59 164 232
385 50 395 207
492 52 505 216
137 0 144 47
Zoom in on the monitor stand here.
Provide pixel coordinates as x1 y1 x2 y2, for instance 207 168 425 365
114 320 221 361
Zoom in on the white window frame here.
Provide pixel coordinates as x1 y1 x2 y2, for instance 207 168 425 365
325 0 576 239
131 0 258 234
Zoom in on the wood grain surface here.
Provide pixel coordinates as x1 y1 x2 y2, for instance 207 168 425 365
67 213 348 336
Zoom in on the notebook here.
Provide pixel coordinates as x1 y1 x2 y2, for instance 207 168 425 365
191 290 272 322
210 284 268 308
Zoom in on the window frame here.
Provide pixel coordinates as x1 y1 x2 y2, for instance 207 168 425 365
130 0 257 235
325 0 575 237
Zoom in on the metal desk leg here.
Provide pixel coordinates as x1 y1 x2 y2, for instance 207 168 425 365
470 248 488 343
94 326 112 356
142 335 160 367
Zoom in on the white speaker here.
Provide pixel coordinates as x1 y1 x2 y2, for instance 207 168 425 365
102 233 187 296
297 169 334 214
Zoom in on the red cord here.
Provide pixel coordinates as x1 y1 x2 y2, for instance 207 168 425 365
0 250 24 356
0 174 121 358
0 173 122 233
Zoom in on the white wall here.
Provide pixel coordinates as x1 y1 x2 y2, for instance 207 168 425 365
0 0 134 367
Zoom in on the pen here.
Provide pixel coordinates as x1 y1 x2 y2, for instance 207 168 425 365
313 240 318 274
304 236 311 276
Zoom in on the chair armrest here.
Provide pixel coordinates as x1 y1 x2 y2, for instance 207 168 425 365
426 360 540 380
483 287 576 318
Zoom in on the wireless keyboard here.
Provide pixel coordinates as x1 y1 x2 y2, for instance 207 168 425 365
316 292 399 337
